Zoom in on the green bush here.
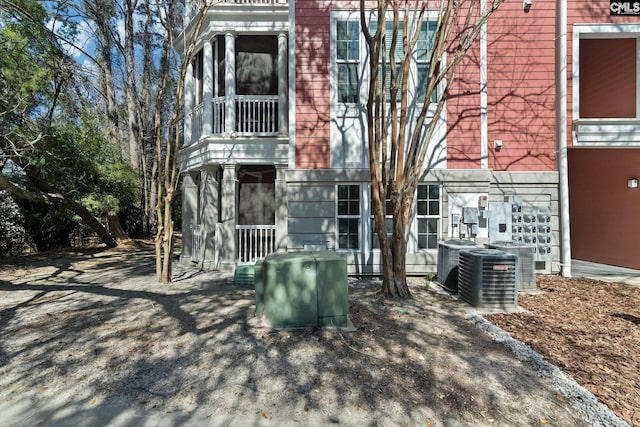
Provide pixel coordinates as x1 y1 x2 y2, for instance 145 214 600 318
0 190 27 256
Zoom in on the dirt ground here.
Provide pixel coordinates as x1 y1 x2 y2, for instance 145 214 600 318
487 275 640 426
0 244 619 426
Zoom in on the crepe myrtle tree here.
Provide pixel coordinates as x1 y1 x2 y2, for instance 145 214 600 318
154 0 208 284
360 0 504 297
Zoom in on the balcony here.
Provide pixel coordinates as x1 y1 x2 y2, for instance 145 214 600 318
179 22 288 170
183 31 288 148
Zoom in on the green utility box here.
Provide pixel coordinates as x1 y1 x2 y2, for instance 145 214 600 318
313 251 349 328
254 260 265 317
257 251 349 328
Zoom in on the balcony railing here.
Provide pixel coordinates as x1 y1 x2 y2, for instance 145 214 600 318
191 103 204 141
187 0 287 21
237 224 276 263
188 95 281 143
236 95 278 135
213 97 225 135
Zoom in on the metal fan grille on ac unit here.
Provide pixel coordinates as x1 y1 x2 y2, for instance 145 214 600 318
458 248 518 309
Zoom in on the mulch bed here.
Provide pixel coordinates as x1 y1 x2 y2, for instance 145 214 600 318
486 276 640 426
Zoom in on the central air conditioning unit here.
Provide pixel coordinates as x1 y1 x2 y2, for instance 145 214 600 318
436 239 480 293
486 241 536 291
458 248 518 309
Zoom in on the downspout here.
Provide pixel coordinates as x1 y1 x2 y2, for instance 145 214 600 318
288 0 296 170
555 0 571 277
480 0 488 169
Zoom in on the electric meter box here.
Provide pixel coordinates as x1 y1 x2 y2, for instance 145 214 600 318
259 251 349 328
462 207 479 224
487 202 512 242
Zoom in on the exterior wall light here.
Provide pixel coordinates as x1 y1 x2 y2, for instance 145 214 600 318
628 178 639 189
523 0 532 10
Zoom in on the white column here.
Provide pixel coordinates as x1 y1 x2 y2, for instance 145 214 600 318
180 172 198 265
203 40 214 137
275 164 288 252
277 33 288 135
225 32 236 136
184 61 194 145
219 163 238 270
200 166 220 270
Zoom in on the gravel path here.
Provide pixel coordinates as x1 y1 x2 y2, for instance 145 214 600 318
0 246 608 426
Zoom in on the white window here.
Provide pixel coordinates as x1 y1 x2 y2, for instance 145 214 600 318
372 19 437 103
371 197 392 249
336 184 361 250
416 184 440 250
415 21 437 103
332 13 438 106
336 20 360 104
329 11 446 170
335 183 441 253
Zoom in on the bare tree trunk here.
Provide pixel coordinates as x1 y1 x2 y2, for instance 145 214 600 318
108 215 128 240
86 0 120 147
154 29 172 283
140 0 158 235
154 0 207 284
124 0 141 170
149 155 158 233
161 193 174 283
361 0 504 298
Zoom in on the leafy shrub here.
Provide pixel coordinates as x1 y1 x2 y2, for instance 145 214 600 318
0 190 26 256
18 199 75 251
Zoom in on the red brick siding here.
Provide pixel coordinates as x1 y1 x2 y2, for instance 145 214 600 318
295 0 332 169
446 0 558 171
487 0 556 171
446 44 482 168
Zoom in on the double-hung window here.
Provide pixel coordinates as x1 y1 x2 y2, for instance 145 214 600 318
416 184 440 250
349 15 437 105
371 197 392 249
337 184 360 250
415 21 437 103
336 20 360 104
374 20 435 103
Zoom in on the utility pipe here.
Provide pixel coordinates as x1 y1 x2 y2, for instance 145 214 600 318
556 0 571 277
480 0 488 169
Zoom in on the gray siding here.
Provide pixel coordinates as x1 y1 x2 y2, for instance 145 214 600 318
285 169 560 276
